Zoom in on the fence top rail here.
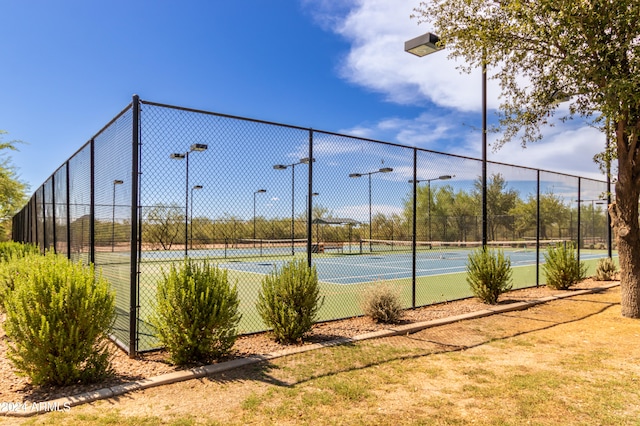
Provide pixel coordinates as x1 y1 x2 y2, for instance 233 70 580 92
139 98 607 184
24 102 134 200
20 96 609 204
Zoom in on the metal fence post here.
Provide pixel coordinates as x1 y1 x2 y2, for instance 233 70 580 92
577 177 581 262
40 186 46 251
411 148 417 308
536 170 540 286
482 61 488 248
89 139 96 265
307 129 313 268
129 95 141 357
51 175 56 253
66 162 71 258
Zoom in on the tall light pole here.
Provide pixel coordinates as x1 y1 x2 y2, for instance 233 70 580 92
170 143 208 257
253 189 267 243
409 175 453 241
111 179 124 252
405 32 488 247
190 185 203 250
273 157 314 255
349 167 394 251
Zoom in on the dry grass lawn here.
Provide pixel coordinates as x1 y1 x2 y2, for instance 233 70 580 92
4 285 640 425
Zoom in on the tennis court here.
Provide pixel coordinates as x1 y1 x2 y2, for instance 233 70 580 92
12 97 614 356
143 239 609 286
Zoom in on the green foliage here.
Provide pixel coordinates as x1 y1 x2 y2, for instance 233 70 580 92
257 259 324 344
595 257 618 281
543 243 587 290
414 0 640 315
2 251 115 386
0 131 27 240
0 241 39 261
360 282 403 324
466 247 513 304
474 174 519 241
413 1 640 148
511 191 570 240
142 203 184 250
151 259 241 365
0 242 40 307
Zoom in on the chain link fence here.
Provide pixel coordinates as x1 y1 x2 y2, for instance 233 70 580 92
12 96 613 355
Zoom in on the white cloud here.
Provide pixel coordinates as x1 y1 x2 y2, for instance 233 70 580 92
305 0 609 181
488 125 607 180
322 0 500 110
340 111 464 149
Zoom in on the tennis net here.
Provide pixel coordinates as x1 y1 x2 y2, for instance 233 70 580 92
235 238 308 249
358 239 568 256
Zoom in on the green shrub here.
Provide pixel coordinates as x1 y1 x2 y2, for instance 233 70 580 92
2 251 115 386
151 259 241 365
361 282 403 324
466 247 513 304
595 257 618 281
257 259 324 344
543 242 587 290
0 241 39 262
0 244 41 307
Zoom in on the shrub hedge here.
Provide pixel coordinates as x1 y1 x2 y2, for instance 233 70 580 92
2 251 115 386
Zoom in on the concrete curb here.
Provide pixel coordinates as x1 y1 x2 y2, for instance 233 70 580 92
3 283 619 417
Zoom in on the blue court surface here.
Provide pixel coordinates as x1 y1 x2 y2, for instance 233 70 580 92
215 249 609 285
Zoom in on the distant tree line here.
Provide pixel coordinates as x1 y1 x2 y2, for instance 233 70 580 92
63 173 607 251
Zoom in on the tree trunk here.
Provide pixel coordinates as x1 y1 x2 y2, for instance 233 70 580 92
611 121 640 318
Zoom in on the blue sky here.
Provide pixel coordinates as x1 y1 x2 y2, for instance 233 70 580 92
1 0 607 197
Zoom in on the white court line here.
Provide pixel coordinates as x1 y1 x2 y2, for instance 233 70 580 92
321 260 551 285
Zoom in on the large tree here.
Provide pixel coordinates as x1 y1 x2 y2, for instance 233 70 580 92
473 173 519 241
0 130 27 240
143 204 183 250
413 0 640 317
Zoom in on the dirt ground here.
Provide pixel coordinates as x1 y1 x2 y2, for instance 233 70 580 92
0 278 616 410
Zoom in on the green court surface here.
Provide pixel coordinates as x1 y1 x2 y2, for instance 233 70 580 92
95 249 612 351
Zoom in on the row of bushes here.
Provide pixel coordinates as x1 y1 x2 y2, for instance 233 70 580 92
0 240 617 387
361 242 617 323
150 257 325 365
0 243 326 381
466 242 617 304
154 241 619 364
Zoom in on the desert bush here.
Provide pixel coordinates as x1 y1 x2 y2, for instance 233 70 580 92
257 259 324 344
543 242 587 290
466 247 513 304
594 257 618 281
361 282 403 324
0 243 40 307
2 251 115 386
0 241 39 262
151 259 241 365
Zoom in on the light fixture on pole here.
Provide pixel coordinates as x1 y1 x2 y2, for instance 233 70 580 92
170 143 208 257
404 33 441 57
409 175 453 242
273 157 314 255
349 167 394 251
253 189 267 243
190 185 203 250
405 32 487 248
111 179 124 252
